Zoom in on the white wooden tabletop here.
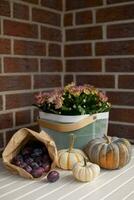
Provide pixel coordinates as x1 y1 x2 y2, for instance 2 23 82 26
0 148 134 200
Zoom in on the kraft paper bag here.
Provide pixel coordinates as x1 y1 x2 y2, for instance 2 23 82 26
2 128 58 179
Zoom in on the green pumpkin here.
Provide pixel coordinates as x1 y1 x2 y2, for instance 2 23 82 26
84 135 132 169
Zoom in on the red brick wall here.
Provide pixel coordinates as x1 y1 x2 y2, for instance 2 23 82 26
64 0 134 140
0 0 63 155
0 0 134 154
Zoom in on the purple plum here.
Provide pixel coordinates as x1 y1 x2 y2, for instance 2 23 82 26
31 148 43 157
30 162 39 169
47 171 59 183
25 157 34 165
14 160 22 166
42 162 51 173
31 167 44 178
20 162 27 169
24 165 32 173
42 154 51 163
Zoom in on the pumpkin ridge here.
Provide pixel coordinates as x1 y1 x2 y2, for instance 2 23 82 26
120 139 132 160
79 167 84 181
119 142 129 167
67 151 70 169
111 143 119 169
99 143 107 168
57 152 63 168
75 152 81 163
88 142 101 161
106 143 115 169
88 166 93 181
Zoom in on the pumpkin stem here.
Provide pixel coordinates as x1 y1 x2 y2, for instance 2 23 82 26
83 157 87 166
104 134 111 144
69 134 75 152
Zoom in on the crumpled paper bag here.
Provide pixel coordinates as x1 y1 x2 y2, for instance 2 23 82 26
2 128 58 179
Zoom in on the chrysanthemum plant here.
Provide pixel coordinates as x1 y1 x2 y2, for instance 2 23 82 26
34 83 111 115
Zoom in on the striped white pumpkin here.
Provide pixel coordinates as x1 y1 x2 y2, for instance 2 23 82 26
72 160 100 182
57 149 86 170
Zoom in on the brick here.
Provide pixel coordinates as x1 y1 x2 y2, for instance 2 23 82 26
66 26 102 41
96 4 134 23
34 75 61 89
15 110 31 126
0 113 13 129
41 0 62 11
119 75 134 89
0 75 31 92
41 26 62 42
107 22 134 38
106 91 134 106
32 8 61 26
48 43 61 57
64 75 74 85
65 43 92 57
0 0 10 17
14 40 46 56
13 3 29 20
6 129 17 145
0 133 4 148
4 20 38 38
41 59 62 72
4 57 38 73
107 0 134 4
6 93 34 109
64 13 73 27
0 19 2 34
96 41 134 56
76 75 115 88
110 108 134 123
0 96 3 111
0 58 1 72
66 59 102 72
106 58 134 72
22 0 39 4
66 0 102 10
0 39 11 54
76 10 92 25
108 123 134 139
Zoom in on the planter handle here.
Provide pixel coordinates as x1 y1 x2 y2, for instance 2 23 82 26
38 115 97 133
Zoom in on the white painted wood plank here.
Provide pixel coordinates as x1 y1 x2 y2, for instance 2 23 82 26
0 171 67 200
0 176 18 187
59 158 134 200
38 171 107 200
0 180 44 200
0 148 133 200
0 178 36 196
101 177 134 200
0 174 13 182
78 165 134 200
14 171 72 200
123 191 134 200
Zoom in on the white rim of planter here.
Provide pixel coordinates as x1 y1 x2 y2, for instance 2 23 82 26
39 111 109 123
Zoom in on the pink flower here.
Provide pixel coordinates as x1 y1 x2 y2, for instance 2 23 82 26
35 92 45 104
54 97 63 109
99 92 108 102
47 88 63 109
